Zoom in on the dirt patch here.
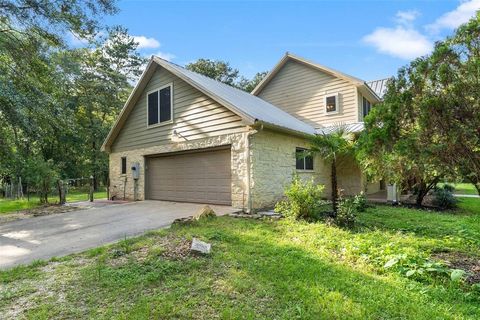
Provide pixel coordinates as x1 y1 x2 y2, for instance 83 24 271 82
0 205 83 224
158 235 192 260
433 252 480 284
109 235 194 267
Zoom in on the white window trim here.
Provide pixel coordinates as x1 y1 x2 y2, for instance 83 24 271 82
296 148 314 171
146 82 174 128
324 93 339 115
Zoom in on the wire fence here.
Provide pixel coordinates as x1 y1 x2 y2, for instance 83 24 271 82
0 177 108 203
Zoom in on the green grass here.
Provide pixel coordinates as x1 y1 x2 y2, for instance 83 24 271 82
440 182 479 195
1 200 479 319
0 191 107 214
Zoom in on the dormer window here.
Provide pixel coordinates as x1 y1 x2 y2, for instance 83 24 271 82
147 83 173 126
325 94 339 114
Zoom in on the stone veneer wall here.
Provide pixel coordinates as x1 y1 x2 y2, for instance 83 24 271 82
108 131 250 209
249 129 364 209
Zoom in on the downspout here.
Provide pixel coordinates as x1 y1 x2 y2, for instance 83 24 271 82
245 124 262 213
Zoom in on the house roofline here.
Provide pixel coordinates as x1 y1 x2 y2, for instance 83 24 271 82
101 56 257 153
251 52 381 102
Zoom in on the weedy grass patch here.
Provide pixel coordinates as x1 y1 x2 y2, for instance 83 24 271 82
1 200 480 319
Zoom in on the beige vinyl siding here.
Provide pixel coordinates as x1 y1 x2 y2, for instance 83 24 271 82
112 66 245 152
257 60 359 127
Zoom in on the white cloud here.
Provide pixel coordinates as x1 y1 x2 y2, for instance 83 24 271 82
133 36 160 49
395 10 420 26
152 51 176 61
363 26 433 60
426 0 480 32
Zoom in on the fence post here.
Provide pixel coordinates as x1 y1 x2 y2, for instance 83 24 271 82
89 175 94 202
58 180 66 205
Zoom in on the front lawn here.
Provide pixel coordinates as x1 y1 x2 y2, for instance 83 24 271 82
0 191 108 215
1 199 479 319
440 182 479 195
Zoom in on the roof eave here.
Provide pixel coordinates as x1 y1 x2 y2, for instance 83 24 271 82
253 120 316 138
153 57 256 125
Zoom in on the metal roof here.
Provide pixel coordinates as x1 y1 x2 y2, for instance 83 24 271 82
316 122 365 135
366 78 390 99
153 57 316 135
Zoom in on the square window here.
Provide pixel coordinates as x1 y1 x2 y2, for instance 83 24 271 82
121 157 127 174
325 94 338 113
296 148 314 170
147 84 173 126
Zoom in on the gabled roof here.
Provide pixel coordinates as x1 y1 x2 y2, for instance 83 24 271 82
101 56 316 151
366 78 390 99
251 52 381 102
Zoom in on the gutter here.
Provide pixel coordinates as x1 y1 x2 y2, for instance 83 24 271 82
252 120 315 138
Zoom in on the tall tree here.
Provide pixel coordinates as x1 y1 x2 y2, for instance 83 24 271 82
357 12 480 200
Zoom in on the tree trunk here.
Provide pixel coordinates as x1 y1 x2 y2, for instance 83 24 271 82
331 159 338 217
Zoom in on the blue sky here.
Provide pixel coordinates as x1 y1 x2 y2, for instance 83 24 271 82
97 0 480 81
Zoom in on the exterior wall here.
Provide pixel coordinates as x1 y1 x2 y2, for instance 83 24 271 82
109 131 251 209
111 66 246 153
249 129 363 209
256 60 359 128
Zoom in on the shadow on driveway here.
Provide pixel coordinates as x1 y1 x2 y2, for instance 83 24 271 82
0 200 238 269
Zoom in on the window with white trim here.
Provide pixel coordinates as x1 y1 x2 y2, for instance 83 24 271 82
296 148 313 170
147 84 172 126
325 94 338 114
363 97 372 118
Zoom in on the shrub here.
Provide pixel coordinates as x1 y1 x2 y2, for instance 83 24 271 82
432 185 458 209
274 175 325 221
336 198 358 228
353 191 367 212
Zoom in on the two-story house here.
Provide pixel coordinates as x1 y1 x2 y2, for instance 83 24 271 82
101 53 388 212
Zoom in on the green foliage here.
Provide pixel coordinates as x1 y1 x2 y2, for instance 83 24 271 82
353 192 367 212
336 197 358 228
2 200 480 318
22 158 59 203
185 58 267 92
309 126 355 215
432 184 458 209
357 12 480 202
274 175 325 221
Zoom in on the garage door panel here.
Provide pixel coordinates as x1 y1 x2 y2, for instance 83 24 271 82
146 148 231 205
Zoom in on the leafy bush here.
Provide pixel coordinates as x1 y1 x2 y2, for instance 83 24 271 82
336 198 358 228
274 175 325 221
432 184 458 209
442 183 455 193
353 191 367 212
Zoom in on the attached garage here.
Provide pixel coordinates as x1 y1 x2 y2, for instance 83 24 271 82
145 147 232 205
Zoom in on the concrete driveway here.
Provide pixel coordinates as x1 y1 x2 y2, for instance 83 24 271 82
0 201 237 269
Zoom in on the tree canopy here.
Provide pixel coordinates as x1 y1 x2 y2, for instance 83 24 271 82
357 12 480 200
0 1 145 197
185 58 267 92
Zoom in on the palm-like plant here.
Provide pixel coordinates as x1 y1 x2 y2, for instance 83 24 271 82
309 126 355 216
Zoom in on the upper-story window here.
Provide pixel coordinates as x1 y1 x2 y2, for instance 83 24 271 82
296 148 314 170
147 84 173 126
325 94 339 114
362 97 372 118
